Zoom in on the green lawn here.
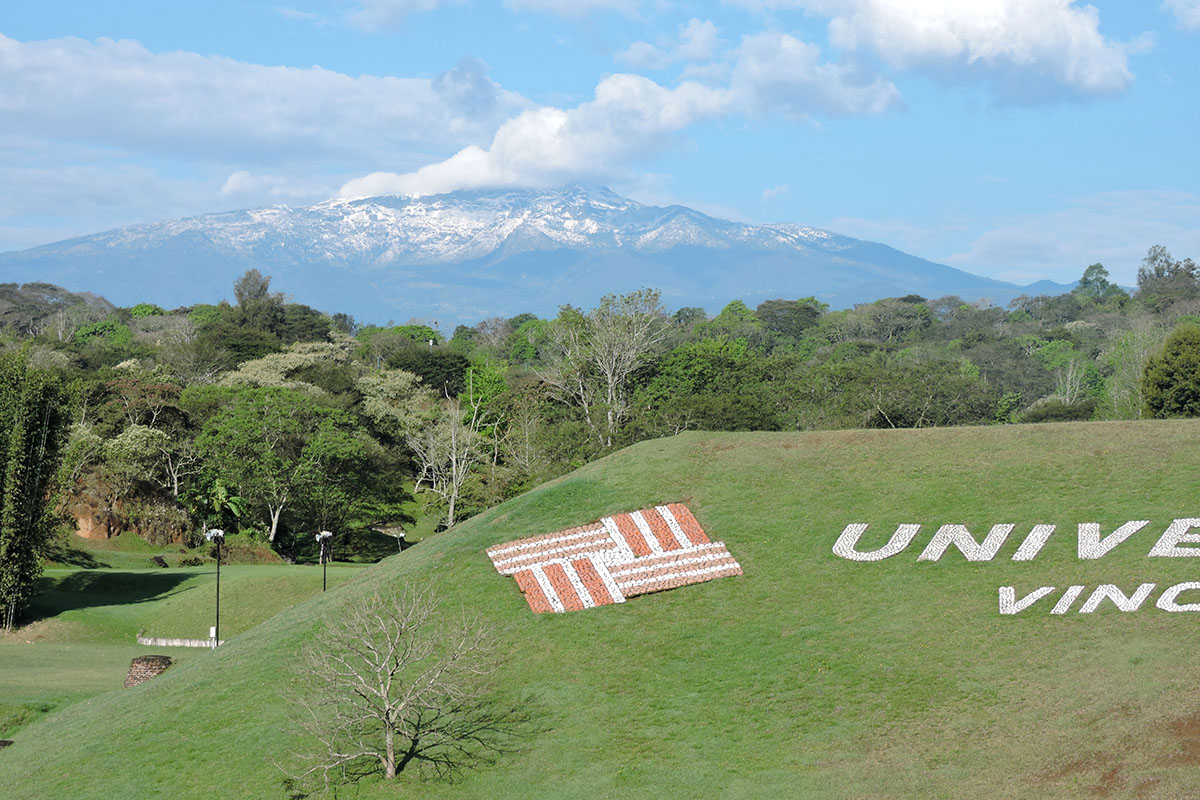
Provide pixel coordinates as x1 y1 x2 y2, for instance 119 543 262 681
3 421 1200 798
0 562 368 737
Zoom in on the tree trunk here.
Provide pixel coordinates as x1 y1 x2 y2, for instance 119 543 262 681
268 503 285 542
384 723 396 779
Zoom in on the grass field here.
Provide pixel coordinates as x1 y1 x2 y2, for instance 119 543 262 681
3 420 1200 798
0 562 368 738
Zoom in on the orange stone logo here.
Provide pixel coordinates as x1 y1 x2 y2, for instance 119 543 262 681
487 504 742 613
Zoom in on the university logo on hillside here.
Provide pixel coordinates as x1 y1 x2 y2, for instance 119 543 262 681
487 504 742 613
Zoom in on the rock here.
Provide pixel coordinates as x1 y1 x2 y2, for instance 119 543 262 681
124 655 173 688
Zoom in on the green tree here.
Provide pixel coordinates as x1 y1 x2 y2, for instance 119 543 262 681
540 289 669 447
197 386 382 543
1032 339 1100 406
292 417 381 533
356 369 433 443
129 303 166 318
1099 320 1165 419
233 268 285 332
507 319 548 364
1074 263 1111 299
1142 323 1200 418
851 359 998 429
196 387 322 543
846 298 932 342
387 349 470 397
73 318 133 347
755 297 826 341
0 352 70 630
701 300 768 347
200 478 246 532
641 337 756 405
1136 245 1200 309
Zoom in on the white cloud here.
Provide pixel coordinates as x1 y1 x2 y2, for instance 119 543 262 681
730 0 1137 99
340 75 735 196
275 6 323 22
762 184 790 200
946 191 1200 285
825 214 968 257
339 28 902 198
1163 0 1200 31
220 170 332 202
0 34 527 167
0 159 224 250
504 0 642 16
731 31 901 116
617 41 670 70
617 19 721 70
348 0 446 30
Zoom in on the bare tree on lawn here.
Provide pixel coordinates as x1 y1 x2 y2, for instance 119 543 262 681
283 585 527 791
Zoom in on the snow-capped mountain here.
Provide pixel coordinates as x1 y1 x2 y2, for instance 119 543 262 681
0 185 1063 324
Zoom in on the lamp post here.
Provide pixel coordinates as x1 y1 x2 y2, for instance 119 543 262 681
316 530 333 591
205 528 225 647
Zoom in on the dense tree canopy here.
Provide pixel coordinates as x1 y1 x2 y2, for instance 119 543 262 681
0 352 70 629
1 252 1198 590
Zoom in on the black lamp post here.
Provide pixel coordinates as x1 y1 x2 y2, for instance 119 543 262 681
205 528 225 647
316 530 333 591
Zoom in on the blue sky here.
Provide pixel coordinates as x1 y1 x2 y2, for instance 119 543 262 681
2 0 1197 286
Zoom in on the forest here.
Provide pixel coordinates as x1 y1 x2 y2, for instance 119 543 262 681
1 245 1198 572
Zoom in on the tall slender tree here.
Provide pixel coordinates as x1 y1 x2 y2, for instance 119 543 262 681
0 351 70 630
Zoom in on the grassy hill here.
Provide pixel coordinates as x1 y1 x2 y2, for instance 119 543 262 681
0 562 368 740
4 421 1200 798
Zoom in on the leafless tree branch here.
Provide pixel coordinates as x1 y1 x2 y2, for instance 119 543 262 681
280 585 530 793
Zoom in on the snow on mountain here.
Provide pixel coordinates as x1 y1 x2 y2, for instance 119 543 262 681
0 185 1066 324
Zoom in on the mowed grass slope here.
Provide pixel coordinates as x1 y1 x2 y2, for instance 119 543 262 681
0 564 366 737
4 421 1200 798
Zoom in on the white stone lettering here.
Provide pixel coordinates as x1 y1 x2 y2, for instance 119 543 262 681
1078 583 1156 613
1012 524 1056 561
1051 585 1085 614
1155 581 1200 611
998 586 1056 614
832 523 920 561
1077 520 1149 559
1148 518 1200 557
918 524 1014 562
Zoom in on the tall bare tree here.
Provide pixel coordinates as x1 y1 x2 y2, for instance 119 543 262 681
539 305 596 432
1101 318 1166 419
406 396 485 528
284 585 525 790
540 289 669 447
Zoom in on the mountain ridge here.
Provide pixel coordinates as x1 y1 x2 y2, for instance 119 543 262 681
0 185 1070 324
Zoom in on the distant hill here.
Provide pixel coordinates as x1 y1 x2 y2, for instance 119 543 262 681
5 420 1200 798
0 186 1070 324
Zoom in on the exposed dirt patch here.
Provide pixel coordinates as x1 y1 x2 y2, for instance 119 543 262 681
1166 712 1200 765
689 441 735 458
1037 750 1163 798
1038 754 1129 797
1041 752 1109 784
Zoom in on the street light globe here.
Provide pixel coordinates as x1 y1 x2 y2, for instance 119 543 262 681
205 528 225 541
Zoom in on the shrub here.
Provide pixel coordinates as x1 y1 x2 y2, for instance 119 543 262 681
1142 323 1200 418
